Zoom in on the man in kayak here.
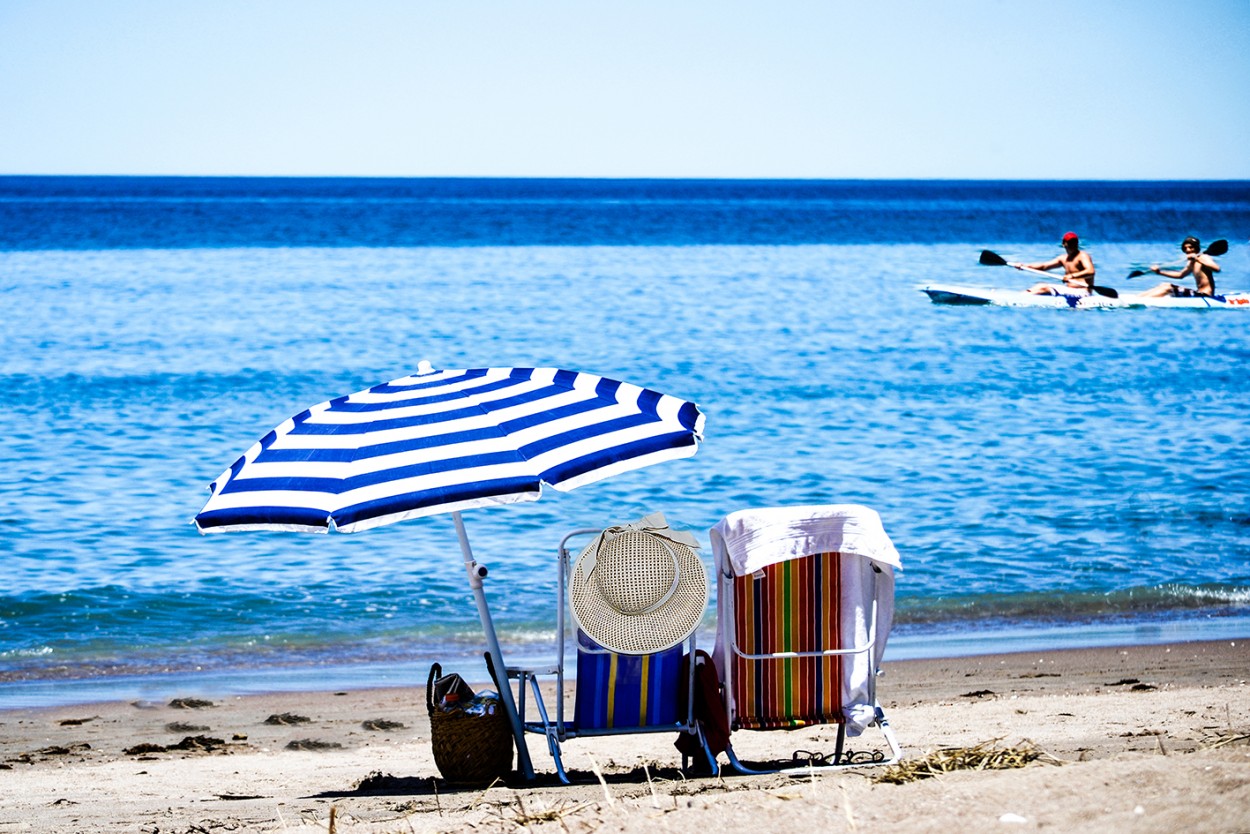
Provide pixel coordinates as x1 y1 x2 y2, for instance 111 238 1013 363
1023 231 1096 295
1140 236 1220 297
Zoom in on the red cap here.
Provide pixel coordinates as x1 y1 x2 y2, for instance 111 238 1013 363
1061 231 1079 244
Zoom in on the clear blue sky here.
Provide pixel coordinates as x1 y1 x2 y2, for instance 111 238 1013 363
2 0 1247 179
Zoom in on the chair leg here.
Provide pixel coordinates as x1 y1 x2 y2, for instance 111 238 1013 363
697 724 720 776
876 710 903 766
519 672 571 785
724 741 769 775
679 724 721 777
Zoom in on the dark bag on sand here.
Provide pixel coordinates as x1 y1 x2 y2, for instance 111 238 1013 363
675 649 731 758
426 662 513 785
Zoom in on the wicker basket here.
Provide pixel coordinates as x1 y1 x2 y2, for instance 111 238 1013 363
427 663 513 785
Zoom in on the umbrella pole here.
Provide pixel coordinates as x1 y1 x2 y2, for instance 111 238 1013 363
452 511 537 781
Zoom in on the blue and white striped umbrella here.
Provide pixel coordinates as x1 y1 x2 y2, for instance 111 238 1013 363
194 362 704 780
195 363 705 534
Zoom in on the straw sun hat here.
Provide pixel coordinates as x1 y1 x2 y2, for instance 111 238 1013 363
569 512 708 655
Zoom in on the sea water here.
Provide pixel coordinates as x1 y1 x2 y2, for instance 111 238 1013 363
2 177 1249 708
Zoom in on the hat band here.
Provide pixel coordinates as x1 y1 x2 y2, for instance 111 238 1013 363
580 511 701 575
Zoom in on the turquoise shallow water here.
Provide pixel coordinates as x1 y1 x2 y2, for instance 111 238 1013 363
2 178 1249 708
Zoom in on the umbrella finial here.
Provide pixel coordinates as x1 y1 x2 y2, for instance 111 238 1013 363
417 360 435 375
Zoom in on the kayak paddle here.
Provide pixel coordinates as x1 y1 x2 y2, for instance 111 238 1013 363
1126 239 1229 279
979 249 1119 299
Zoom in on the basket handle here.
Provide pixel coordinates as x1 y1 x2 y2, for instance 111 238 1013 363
483 651 502 691
426 663 442 717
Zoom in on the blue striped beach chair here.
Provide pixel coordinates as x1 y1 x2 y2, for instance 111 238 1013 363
508 520 716 784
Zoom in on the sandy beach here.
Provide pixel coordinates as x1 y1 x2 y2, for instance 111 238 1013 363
2 639 1247 833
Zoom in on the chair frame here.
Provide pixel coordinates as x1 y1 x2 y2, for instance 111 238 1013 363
508 528 717 784
716 549 902 775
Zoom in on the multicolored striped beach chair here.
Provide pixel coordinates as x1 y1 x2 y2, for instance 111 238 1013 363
711 504 903 773
508 517 717 784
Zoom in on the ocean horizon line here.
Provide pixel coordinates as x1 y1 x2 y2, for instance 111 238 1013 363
4 173 1250 184
5 176 1246 250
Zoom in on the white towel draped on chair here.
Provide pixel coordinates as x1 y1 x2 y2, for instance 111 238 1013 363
711 503 901 576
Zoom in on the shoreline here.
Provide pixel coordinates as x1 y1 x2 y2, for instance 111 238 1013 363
2 638 1247 832
5 610 1250 712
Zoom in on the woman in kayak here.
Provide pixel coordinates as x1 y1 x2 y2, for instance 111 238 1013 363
1023 232 1096 295
1141 236 1219 297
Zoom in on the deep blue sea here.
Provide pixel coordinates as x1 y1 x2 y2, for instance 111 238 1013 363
3 177 1249 708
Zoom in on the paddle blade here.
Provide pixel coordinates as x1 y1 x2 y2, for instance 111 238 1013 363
1206 239 1229 257
1127 269 1148 279
1093 285 1119 299
979 249 1009 267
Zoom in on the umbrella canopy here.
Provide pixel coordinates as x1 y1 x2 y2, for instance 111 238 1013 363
194 362 705 780
196 363 704 534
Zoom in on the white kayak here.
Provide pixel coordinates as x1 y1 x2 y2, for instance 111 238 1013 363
921 284 1250 309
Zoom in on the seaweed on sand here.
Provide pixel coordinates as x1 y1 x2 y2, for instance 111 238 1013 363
873 739 1062 784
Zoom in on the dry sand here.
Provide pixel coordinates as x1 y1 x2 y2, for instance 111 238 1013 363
1 639 1248 833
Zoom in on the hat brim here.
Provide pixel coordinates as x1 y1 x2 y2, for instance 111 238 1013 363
570 531 708 655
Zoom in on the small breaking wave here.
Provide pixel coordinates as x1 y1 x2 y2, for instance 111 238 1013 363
894 583 1250 626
